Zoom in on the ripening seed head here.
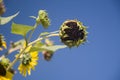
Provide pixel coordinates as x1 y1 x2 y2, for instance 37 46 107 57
59 20 87 48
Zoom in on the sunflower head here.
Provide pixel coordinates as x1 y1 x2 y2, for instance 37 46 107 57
36 10 50 28
0 62 14 80
0 0 6 16
0 63 6 76
18 49 39 77
0 34 7 50
20 53 32 65
59 20 87 48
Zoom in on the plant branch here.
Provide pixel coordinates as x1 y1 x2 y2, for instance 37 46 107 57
29 33 59 46
7 46 27 70
6 33 59 70
27 23 38 42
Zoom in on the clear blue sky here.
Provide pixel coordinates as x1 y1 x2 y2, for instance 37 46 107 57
1 0 120 80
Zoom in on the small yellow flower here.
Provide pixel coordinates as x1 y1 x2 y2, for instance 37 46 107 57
0 34 7 51
18 48 39 77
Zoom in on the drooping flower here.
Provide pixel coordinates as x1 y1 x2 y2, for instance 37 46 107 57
18 45 39 77
0 34 7 50
42 50 53 61
36 10 50 28
0 0 6 16
59 20 87 47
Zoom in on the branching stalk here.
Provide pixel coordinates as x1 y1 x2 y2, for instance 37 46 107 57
7 33 59 70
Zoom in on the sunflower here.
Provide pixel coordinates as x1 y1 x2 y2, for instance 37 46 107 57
0 34 7 50
0 63 14 80
59 20 87 47
18 45 39 77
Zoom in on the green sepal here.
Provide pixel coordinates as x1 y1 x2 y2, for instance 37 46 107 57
11 22 34 36
0 12 19 25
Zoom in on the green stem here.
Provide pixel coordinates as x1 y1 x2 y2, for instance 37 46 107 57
49 30 59 34
7 46 27 70
27 23 38 42
29 33 59 46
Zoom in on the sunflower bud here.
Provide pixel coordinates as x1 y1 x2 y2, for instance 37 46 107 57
0 0 6 16
59 20 87 48
0 34 6 50
20 53 32 65
36 10 50 28
42 50 53 61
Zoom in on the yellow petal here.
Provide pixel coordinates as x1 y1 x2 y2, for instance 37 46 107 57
2 42 7 49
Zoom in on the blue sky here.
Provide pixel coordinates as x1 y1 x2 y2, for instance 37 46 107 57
1 0 120 80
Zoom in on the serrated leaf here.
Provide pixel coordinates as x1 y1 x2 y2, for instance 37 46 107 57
11 22 34 36
40 32 49 36
0 12 19 25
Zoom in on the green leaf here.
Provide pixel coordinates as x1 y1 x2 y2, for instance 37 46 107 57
30 44 67 52
41 45 67 52
29 47 44 52
40 32 49 36
0 12 19 25
14 39 25 46
29 42 44 52
11 22 34 36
